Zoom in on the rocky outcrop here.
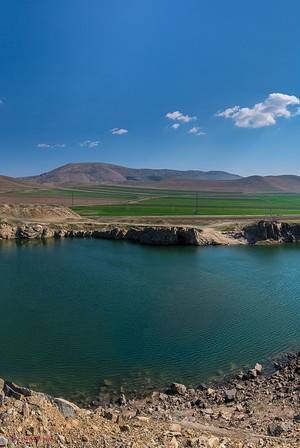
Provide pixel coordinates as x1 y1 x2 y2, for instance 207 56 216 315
3 218 300 246
0 222 235 246
243 220 300 244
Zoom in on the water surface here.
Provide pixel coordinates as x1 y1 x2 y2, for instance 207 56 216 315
0 239 299 402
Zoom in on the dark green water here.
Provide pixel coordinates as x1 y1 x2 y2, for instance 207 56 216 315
0 239 299 403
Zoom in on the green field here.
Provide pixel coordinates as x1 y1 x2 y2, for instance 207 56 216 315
70 189 300 217
3 185 300 217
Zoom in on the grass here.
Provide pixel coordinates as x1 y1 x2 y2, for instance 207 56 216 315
3 184 300 217
72 190 300 217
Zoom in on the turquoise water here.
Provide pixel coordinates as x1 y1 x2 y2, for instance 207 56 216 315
0 239 299 403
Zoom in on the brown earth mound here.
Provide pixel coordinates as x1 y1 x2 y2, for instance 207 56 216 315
0 204 81 221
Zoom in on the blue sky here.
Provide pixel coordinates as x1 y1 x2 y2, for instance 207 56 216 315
0 0 300 177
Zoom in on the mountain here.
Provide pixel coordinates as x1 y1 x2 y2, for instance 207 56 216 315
23 162 241 186
17 164 300 193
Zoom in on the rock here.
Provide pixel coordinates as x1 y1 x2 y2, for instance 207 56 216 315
102 410 118 422
169 423 181 432
117 393 127 406
5 381 32 398
119 424 130 432
224 388 237 403
0 436 8 447
54 398 79 418
255 363 263 375
166 437 179 448
0 378 4 391
293 414 300 423
22 402 30 418
267 423 285 436
0 391 4 406
247 369 257 379
207 388 215 396
207 437 220 448
57 434 66 443
170 382 187 395
193 398 206 408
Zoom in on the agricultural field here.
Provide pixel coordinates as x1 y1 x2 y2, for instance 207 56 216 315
2 184 300 217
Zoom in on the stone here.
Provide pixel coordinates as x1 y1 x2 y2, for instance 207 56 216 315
170 382 187 395
0 436 7 447
207 437 220 448
293 414 300 423
193 398 206 408
207 387 215 396
267 423 285 436
0 378 4 391
117 393 127 406
169 423 181 432
166 437 179 448
22 402 30 418
54 398 79 418
102 410 118 422
224 388 237 402
119 424 130 432
5 381 32 398
247 369 257 379
255 363 263 375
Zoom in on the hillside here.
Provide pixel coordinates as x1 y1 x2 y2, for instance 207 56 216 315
22 162 241 186
0 175 32 191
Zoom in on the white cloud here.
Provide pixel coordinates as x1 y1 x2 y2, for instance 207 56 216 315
188 126 206 136
166 110 197 123
111 128 128 135
171 123 180 129
37 143 66 149
216 93 300 128
80 140 100 149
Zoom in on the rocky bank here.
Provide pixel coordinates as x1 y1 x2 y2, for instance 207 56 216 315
2 218 300 246
0 353 299 447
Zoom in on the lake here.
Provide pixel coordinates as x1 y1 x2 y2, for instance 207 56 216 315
0 239 299 403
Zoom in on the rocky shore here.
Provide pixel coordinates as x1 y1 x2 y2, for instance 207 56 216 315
2 218 300 247
0 353 299 447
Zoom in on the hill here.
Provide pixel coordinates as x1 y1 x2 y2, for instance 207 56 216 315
22 162 241 186
0 175 33 191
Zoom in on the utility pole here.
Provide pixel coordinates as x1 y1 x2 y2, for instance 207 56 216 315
195 192 199 215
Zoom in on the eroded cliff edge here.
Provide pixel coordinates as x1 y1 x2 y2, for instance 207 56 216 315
2 218 300 246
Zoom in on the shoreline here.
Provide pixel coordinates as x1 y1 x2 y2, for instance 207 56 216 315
0 351 299 447
2 218 300 246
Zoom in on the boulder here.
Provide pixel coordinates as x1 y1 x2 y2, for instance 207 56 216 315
224 388 237 403
5 381 32 398
254 363 263 375
54 397 79 418
267 423 285 436
170 382 187 395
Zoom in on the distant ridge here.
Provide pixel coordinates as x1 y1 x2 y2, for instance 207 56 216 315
22 162 241 186
15 163 300 193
